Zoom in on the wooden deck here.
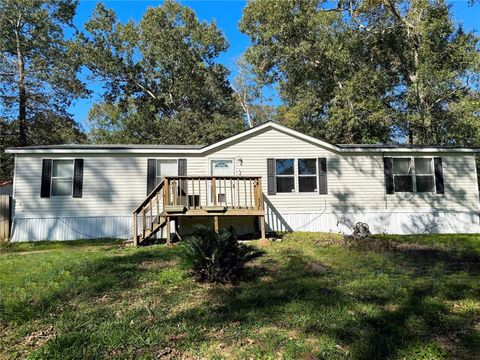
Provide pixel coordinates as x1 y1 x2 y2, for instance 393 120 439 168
132 176 265 245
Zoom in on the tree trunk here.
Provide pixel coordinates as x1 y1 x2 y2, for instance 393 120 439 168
15 25 27 146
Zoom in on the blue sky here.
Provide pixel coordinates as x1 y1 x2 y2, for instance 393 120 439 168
70 0 480 131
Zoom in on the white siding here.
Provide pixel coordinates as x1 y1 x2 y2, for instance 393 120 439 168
11 127 480 240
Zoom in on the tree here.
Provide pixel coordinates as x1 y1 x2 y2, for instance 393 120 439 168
75 1 244 145
0 0 88 180
232 56 276 128
0 114 86 181
380 0 480 145
239 0 480 146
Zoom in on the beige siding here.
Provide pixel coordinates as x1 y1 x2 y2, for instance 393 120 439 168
199 128 479 212
13 127 479 222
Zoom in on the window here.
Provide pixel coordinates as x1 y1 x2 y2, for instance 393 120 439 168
415 158 434 192
393 158 413 192
156 159 177 185
51 160 74 196
211 159 234 176
392 157 435 193
298 159 317 192
276 159 295 193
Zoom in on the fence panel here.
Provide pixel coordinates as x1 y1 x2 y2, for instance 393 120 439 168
0 195 11 241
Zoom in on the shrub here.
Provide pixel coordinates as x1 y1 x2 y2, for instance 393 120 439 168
181 226 262 283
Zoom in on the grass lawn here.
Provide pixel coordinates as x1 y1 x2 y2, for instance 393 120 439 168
1 233 480 359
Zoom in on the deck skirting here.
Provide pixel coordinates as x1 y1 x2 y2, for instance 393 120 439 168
10 209 480 241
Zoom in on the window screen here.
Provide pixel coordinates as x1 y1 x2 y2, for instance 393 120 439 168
298 159 317 192
393 158 413 192
51 160 74 196
276 159 295 193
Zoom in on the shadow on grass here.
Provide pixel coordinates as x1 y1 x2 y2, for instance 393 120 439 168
164 245 480 359
3 239 480 359
1 246 182 324
0 238 124 254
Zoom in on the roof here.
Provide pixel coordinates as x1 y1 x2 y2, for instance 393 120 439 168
9 144 204 150
5 121 479 154
336 144 477 150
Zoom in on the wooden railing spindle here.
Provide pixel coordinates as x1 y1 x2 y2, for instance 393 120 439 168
244 179 247 209
237 178 240 208
249 178 253 209
212 177 217 206
230 178 235 208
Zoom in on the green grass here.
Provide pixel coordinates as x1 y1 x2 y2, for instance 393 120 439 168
1 233 480 359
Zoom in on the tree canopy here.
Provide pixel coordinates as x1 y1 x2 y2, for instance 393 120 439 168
0 0 88 180
240 0 480 146
74 1 243 145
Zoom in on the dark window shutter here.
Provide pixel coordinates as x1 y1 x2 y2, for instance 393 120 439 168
178 159 187 176
40 159 52 198
384 157 394 194
147 159 156 195
318 158 328 194
73 159 84 198
434 157 444 194
267 158 276 195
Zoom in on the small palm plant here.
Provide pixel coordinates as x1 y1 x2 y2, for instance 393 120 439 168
181 225 262 283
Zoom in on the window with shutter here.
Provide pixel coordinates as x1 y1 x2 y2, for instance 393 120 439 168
298 159 317 192
275 159 295 193
393 158 413 192
51 160 74 196
387 157 441 194
156 159 178 183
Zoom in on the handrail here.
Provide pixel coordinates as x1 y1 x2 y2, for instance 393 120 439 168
164 176 260 180
133 179 165 214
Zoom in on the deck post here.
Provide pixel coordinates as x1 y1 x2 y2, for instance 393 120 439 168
133 212 138 246
166 216 171 245
259 215 266 240
213 216 219 233
258 215 269 246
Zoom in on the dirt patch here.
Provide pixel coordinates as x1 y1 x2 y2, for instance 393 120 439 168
314 238 343 248
139 259 177 270
345 237 480 263
23 325 55 349
304 261 332 274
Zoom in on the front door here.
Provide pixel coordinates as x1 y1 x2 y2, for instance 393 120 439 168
210 159 235 206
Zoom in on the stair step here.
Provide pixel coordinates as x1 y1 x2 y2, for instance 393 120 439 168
140 218 167 243
165 205 186 213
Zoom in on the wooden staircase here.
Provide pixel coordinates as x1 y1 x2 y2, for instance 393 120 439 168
132 176 266 246
132 179 168 245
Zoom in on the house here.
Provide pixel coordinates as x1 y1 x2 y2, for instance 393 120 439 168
5 121 480 242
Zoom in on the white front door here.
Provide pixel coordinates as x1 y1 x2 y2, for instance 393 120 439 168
210 159 234 176
210 159 235 206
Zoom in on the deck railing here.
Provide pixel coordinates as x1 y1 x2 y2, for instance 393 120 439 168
132 176 263 245
164 176 263 210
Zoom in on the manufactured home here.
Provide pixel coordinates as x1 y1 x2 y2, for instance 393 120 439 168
5 121 480 242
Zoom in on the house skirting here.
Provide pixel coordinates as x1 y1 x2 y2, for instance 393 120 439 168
10 209 480 241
